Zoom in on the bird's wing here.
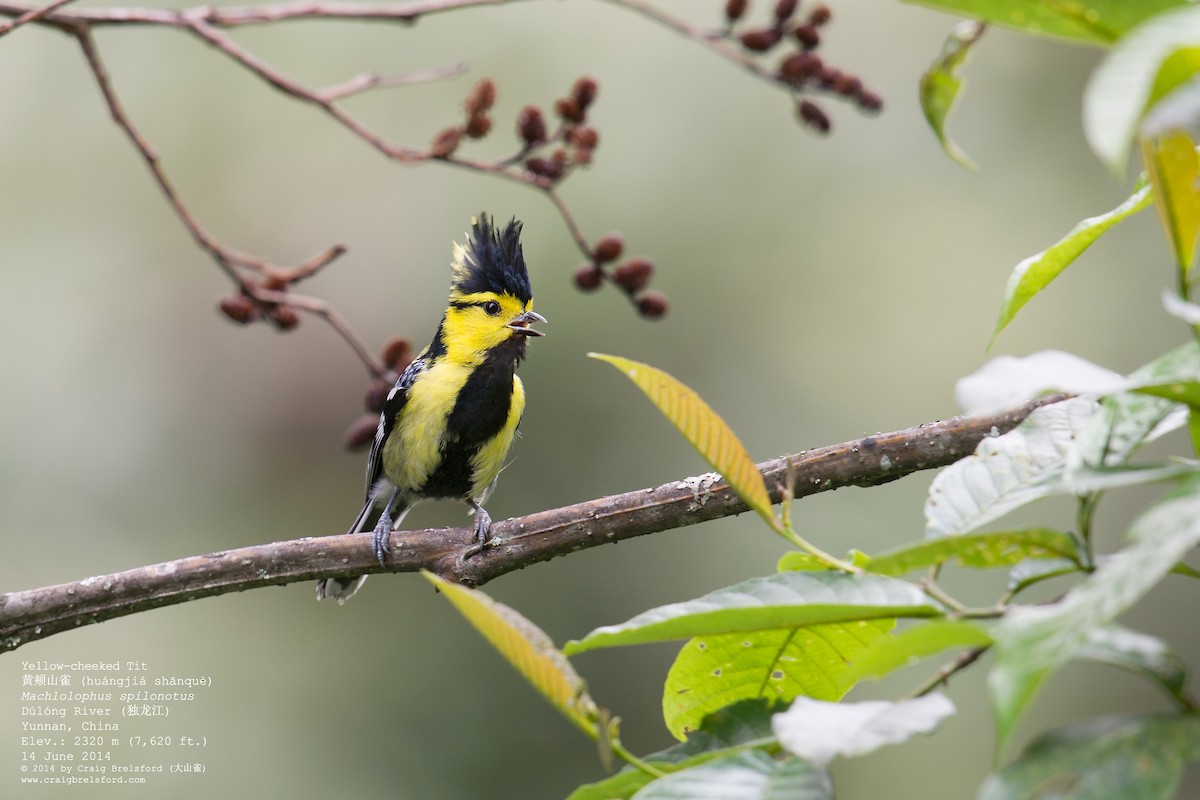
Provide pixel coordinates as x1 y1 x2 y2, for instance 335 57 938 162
364 356 427 500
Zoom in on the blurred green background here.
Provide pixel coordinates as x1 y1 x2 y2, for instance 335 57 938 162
2 1 1196 797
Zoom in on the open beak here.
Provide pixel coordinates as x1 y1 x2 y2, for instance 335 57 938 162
508 310 547 337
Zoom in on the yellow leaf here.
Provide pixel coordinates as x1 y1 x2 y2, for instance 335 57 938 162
422 571 601 738
1142 129 1200 275
590 353 776 528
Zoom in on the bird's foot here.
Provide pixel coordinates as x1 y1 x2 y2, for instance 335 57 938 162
371 512 392 567
461 506 493 560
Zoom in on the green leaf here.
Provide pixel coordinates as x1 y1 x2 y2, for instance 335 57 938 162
1062 461 1200 494
978 714 1200 800
957 351 1122 415
1134 379 1200 408
925 397 1099 538
1075 625 1189 701
630 751 833 800
1071 343 1198 467
920 21 985 170
1007 557 1083 593
567 701 778 800
902 0 1183 46
865 528 1080 575
422 571 600 738
842 620 994 685
772 694 956 766
564 573 942 655
989 476 1200 752
663 620 892 740
1172 560 1200 578
1142 129 1200 274
991 183 1152 343
1084 6 1200 173
590 353 776 528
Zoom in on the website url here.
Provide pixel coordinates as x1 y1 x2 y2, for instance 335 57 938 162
20 775 147 785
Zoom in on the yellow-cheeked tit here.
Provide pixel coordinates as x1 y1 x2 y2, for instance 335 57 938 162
317 214 546 602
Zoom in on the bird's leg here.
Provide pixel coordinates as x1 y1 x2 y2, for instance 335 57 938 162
460 500 493 560
471 501 493 545
372 490 402 567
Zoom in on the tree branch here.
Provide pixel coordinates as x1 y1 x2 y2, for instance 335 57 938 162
0 394 1065 653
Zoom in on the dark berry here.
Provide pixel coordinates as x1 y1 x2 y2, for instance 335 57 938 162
517 105 547 146
573 263 604 291
430 127 462 158
614 258 654 292
593 234 624 263
797 100 831 133
218 294 258 324
741 28 782 51
636 291 669 319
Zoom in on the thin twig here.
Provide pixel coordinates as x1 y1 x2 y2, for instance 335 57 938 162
317 62 468 102
0 0 513 29
0 394 1066 652
603 0 779 88
0 0 74 36
908 645 990 698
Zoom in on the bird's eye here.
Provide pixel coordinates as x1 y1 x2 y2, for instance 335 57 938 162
483 300 502 316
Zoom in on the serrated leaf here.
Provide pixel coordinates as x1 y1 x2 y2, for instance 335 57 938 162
990 185 1152 343
1076 625 1189 700
772 694 956 766
1084 6 1200 173
925 397 1099 538
989 476 1200 752
663 620 892 740
903 0 1181 46
1142 129 1200 274
865 528 1080 576
631 751 833 800
564 573 942 655
422 571 600 738
978 714 1200 800
590 353 775 528
842 620 994 685
920 21 985 170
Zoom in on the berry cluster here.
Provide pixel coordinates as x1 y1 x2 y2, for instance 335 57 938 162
574 234 668 319
218 275 301 330
430 76 601 186
344 336 416 450
724 0 882 133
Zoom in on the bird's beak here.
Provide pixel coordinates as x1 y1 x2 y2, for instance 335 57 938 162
508 310 547 337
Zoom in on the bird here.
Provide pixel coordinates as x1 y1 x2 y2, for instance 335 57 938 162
317 214 546 603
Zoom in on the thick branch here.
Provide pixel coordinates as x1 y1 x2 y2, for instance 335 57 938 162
0 395 1064 652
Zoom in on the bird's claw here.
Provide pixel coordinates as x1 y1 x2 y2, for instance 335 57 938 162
371 511 392 567
461 506 493 560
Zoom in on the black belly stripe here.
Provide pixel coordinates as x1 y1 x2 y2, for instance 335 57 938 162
418 338 521 499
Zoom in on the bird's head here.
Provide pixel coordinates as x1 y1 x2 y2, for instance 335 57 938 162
444 214 546 357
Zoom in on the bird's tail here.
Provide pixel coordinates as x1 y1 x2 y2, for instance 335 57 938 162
315 497 409 604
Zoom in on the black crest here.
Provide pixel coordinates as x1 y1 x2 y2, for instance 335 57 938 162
450 214 532 303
